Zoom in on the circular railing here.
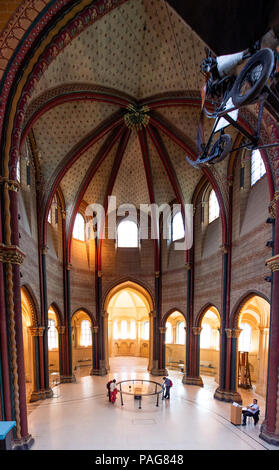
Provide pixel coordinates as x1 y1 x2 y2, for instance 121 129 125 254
116 379 164 409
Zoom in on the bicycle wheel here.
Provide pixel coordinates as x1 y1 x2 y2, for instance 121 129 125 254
208 133 233 164
231 48 274 107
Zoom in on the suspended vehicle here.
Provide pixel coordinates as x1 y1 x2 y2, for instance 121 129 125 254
187 29 279 168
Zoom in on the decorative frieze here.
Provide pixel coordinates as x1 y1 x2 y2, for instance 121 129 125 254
0 243 25 264
266 254 279 272
0 177 20 192
29 327 45 337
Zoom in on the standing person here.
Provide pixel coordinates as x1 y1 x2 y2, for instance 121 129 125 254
242 399 260 425
106 379 113 402
162 377 172 399
110 379 117 404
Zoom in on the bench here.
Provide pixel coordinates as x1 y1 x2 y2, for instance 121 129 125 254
0 421 16 450
200 361 217 376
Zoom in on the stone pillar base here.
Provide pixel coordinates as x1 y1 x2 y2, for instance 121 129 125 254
182 375 203 387
151 368 168 376
29 388 53 402
90 360 107 376
60 375 76 383
214 386 242 404
12 434 34 450
259 421 279 446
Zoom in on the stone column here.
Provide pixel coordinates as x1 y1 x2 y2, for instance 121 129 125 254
0 177 34 448
91 326 103 375
148 311 155 372
159 327 167 374
56 326 66 381
183 327 203 386
256 327 269 397
60 264 75 383
28 327 50 402
103 311 110 372
215 328 242 404
260 229 279 445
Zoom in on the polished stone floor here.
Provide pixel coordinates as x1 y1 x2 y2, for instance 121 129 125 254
27 357 278 450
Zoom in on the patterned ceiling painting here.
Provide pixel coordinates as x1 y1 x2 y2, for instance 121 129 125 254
29 0 207 102
147 132 176 206
83 142 119 207
21 0 236 228
59 133 109 221
31 99 119 185
111 130 151 208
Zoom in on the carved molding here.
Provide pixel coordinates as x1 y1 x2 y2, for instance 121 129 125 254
0 177 20 192
29 326 45 337
266 254 279 272
0 243 25 264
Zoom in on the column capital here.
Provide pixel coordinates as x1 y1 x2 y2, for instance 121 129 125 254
155 271 160 278
61 210 66 219
29 326 45 337
266 254 279 272
185 262 191 270
93 326 99 334
0 243 25 264
97 270 102 278
192 326 202 335
149 310 156 318
0 176 20 192
56 326 66 335
226 328 242 339
102 310 109 318
41 244 48 255
159 327 167 334
220 243 230 254
66 263 72 271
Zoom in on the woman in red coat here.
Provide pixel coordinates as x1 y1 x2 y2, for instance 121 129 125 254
110 379 117 403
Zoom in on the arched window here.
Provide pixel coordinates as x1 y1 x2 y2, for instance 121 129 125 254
177 321 185 345
113 320 119 339
239 323 252 352
172 211 184 241
200 323 211 349
120 320 128 339
80 320 92 347
208 190 220 223
165 322 172 344
73 213 85 241
48 319 58 350
130 320 136 339
142 321 149 340
117 220 138 247
251 149 266 186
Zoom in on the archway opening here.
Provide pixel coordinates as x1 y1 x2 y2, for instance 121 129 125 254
237 295 270 398
200 307 220 383
71 310 93 378
21 288 35 403
105 282 153 372
164 311 186 374
48 306 60 388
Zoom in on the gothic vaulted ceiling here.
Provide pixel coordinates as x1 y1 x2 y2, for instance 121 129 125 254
20 0 239 233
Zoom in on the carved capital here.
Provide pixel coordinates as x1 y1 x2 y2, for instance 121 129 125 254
97 270 102 278
29 326 45 337
66 263 72 271
93 326 99 334
155 271 160 278
220 243 230 254
226 328 242 339
0 243 25 264
56 326 66 335
266 254 279 272
185 262 191 270
0 176 20 192
192 326 202 336
149 310 156 318
159 327 167 334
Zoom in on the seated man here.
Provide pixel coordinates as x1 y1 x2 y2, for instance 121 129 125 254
242 398 260 425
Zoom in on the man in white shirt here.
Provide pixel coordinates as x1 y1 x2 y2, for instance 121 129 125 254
242 399 260 425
